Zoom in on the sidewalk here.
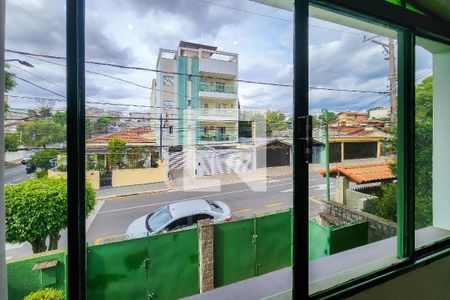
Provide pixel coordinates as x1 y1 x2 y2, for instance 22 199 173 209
96 182 168 199
167 166 293 191
95 166 292 199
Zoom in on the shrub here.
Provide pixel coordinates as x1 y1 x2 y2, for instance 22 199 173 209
35 170 48 179
24 288 64 300
5 178 96 253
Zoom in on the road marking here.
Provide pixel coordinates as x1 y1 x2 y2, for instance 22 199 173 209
265 202 284 208
232 208 252 214
281 188 293 193
99 181 292 214
309 197 322 205
95 233 126 245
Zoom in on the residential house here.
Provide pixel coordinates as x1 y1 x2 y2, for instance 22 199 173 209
368 106 390 120
151 41 239 155
330 111 368 128
314 126 389 163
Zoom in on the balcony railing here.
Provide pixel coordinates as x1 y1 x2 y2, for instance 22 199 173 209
200 133 237 142
199 108 238 118
200 82 237 94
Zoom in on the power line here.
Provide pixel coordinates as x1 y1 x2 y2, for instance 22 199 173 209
7 49 390 94
11 75 66 98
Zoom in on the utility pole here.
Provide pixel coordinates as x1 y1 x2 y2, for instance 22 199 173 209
322 109 331 201
363 36 397 124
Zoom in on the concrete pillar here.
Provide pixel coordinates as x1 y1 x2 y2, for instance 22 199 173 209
376 141 381 158
335 175 349 205
340 142 345 162
252 120 256 145
198 219 214 293
0 0 7 297
433 49 450 230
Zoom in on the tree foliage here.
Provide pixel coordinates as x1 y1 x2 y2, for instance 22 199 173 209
107 138 127 169
17 119 65 148
5 132 20 152
31 149 61 171
312 111 337 128
375 76 433 227
5 178 96 253
5 65 16 93
266 111 287 136
94 117 113 134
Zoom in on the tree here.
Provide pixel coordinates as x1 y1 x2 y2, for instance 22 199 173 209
107 138 127 169
30 149 61 171
266 111 287 136
5 65 16 113
374 76 433 227
52 111 66 124
17 119 65 148
85 118 93 138
5 178 96 253
5 65 16 92
5 132 20 152
312 111 337 128
94 117 113 133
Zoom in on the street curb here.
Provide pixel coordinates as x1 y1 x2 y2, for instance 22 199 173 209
96 188 169 201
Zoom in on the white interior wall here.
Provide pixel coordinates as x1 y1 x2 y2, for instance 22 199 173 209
432 49 450 230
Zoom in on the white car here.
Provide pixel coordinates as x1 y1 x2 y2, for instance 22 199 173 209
126 199 231 239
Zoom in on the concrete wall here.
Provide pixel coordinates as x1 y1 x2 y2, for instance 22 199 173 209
199 58 237 76
349 255 450 300
48 170 100 190
111 163 165 187
433 49 450 230
324 201 396 243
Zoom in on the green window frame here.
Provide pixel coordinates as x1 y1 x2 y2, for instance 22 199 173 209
293 0 450 299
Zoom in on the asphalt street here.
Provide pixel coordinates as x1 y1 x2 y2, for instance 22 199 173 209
4 164 33 185
5 171 335 258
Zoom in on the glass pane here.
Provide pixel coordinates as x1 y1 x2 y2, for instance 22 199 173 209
308 5 399 294
414 37 450 248
85 1 293 299
4 1 68 298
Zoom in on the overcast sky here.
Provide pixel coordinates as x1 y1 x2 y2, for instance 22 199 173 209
5 0 432 115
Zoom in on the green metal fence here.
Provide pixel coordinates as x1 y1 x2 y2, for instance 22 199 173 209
7 211 292 300
309 219 369 261
7 250 67 300
215 211 292 287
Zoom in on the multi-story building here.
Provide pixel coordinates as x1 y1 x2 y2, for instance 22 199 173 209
151 41 239 152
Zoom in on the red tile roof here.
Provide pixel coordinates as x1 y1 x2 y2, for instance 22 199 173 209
320 162 396 184
86 128 155 145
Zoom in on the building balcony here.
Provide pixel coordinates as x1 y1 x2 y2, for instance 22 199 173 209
197 108 238 121
199 133 238 143
199 82 237 100
199 55 238 77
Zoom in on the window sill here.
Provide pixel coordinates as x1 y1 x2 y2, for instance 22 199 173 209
310 226 450 295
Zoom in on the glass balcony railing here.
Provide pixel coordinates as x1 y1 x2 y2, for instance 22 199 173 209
200 82 237 93
198 108 238 118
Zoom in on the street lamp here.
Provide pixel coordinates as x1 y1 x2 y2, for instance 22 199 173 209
5 59 34 68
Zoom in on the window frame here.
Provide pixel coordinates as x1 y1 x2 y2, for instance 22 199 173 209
296 0 450 299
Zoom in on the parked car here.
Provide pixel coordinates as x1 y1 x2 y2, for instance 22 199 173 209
25 163 36 174
21 154 33 165
126 199 231 239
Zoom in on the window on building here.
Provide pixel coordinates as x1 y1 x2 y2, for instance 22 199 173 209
163 75 174 86
169 126 173 134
